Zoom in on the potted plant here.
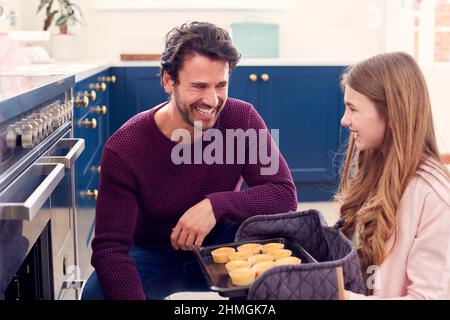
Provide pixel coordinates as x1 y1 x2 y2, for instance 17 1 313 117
38 0 83 34
37 0 83 60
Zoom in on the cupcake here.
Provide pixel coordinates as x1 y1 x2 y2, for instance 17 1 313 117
261 242 285 254
252 261 277 277
275 256 302 266
228 251 253 261
229 268 256 286
225 260 252 273
268 249 292 260
211 247 236 264
237 243 262 255
248 254 274 266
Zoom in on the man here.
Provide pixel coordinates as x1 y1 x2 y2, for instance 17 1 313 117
82 21 297 300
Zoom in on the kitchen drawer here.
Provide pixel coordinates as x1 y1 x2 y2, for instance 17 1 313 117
84 144 102 188
76 142 102 192
74 111 103 188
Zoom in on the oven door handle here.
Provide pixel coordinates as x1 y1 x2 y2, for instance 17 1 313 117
0 163 65 221
40 138 85 169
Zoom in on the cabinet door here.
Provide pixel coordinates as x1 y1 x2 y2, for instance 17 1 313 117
126 67 167 120
258 66 345 185
109 68 127 135
228 67 259 108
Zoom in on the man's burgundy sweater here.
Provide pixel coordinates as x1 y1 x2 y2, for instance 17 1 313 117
91 98 297 299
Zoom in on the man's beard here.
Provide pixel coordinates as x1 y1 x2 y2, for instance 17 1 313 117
173 90 225 131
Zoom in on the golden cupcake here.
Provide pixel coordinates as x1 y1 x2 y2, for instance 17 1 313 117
229 268 256 286
225 260 252 273
261 242 285 254
237 243 262 255
211 247 236 264
248 254 274 266
228 251 253 261
252 261 277 277
275 256 302 266
268 249 292 260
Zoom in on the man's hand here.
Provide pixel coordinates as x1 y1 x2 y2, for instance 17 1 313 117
171 198 217 251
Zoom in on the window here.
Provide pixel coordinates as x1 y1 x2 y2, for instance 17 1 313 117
414 0 450 63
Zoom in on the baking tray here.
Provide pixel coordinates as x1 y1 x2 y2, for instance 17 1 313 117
194 237 318 298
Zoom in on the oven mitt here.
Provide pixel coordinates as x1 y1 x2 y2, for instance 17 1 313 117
235 209 365 300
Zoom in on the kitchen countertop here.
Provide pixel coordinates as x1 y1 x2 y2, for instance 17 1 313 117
0 62 110 83
0 74 75 121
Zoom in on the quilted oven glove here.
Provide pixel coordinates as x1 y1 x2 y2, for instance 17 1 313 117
235 209 365 300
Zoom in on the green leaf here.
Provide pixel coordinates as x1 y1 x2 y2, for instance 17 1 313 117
46 0 54 15
55 15 69 26
37 0 52 14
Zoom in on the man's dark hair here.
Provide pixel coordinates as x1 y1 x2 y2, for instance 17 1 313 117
160 21 240 84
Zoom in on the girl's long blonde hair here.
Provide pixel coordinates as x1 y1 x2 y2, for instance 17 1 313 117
335 52 449 291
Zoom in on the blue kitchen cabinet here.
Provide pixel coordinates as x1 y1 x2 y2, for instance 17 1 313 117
72 70 114 280
108 68 127 135
229 66 347 201
126 67 167 120
261 66 346 200
228 67 259 107
73 72 109 194
108 67 167 134
109 66 346 201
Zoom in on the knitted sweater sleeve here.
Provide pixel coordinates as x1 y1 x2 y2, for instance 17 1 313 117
206 107 297 222
90 146 146 300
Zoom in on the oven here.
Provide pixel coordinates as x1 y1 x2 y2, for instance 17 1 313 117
0 75 85 300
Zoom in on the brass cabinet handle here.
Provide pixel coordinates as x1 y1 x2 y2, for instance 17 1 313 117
99 75 117 84
75 96 89 108
85 90 96 101
260 73 270 82
80 189 98 200
89 82 107 92
90 105 107 115
249 74 257 82
78 118 97 129
90 166 101 174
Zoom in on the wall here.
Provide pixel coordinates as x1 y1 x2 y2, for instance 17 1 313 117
17 0 387 61
422 65 450 154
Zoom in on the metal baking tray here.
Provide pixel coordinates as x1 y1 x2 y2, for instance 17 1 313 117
194 237 318 298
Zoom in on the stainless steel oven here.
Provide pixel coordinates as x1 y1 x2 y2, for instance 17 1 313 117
0 75 84 300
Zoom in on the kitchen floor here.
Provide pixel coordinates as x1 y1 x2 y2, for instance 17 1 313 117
168 201 340 300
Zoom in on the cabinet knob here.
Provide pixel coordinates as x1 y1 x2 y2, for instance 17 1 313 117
91 105 107 115
261 73 270 82
80 189 98 200
75 96 89 108
85 90 96 101
89 82 107 92
78 118 97 129
249 74 257 82
90 166 101 174
99 75 117 84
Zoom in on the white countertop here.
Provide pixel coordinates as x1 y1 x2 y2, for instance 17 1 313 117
0 59 354 83
0 62 110 82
